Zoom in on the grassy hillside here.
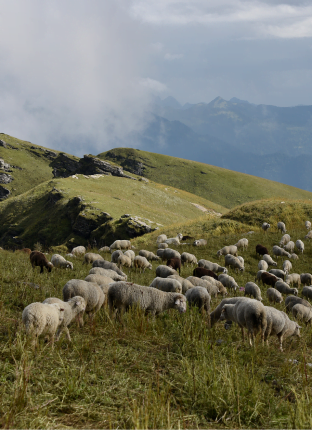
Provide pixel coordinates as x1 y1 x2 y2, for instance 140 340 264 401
98 148 312 208
0 174 225 249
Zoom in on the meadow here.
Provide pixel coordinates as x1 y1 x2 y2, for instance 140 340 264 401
1 205 312 428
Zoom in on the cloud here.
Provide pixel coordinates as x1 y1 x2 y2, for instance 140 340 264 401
164 53 184 60
139 78 167 92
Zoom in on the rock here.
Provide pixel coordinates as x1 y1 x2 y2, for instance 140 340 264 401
0 173 13 184
0 186 10 200
51 153 80 178
78 155 136 180
48 188 63 204
0 139 7 147
139 177 149 183
0 159 11 170
72 214 99 238
120 214 130 218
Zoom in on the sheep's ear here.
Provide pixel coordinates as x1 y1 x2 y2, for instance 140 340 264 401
298 325 302 329
175 299 180 305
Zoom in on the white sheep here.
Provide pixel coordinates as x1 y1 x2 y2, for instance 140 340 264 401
99 246 110 253
305 221 311 230
42 296 86 341
124 250 135 264
244 282 262 301
300 273 312 286
224 254 244 272
217 245 238 258
164 233 183 246
296 240 304 253
161 248 181 261
275 280 298 296
218 274 239 292
283 260 292 275
133 255 152 273
193 239 207 246
157 243 168 249
92 259 127 278
290 253 299 260
167 275 194 294
272 245 291 259
279 234 291 246
258 260 268 271
117 254 132 270
268 269 285 280
262 254 277 267
302 286 312 300
72 246 86 256
266 288 283 304
304 231 312 241
51 254 73 270
283 241 295 253
185 287 211 314
139 250 161 262
149 277 182 293
156 265 178 278
89 267 127 281
201 277 228 296
156 234 167 244
181 252 197 266
261 222 270 232
111 250 123 264
292 304 312 324
210 297 250 326
285 273 301 288
198 259 227 273
110 240 131 251
186 276 219 298
84 253 104 264
234 238 248 251
277 221 286 234
22 302 65 348
85 273 115 287
264 306 300 351
285 296 312 313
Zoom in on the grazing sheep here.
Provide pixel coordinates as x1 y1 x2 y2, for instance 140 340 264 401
219 299 267 346
292 304 312 324
198 259 227 274
156 265 178 278
30 251 53 274
161 248 181 261
181 252 197 266
277 222 287 234
217 245 238 258
201 277 228 296
224 254 244 272
84 253 104 265
275 280 298 296
22 302 65 347
285 273 301 288
264 306 300 351
261 272 279 288
167 275 194 293
193 239 207 246
258 260 268 271
283 241 295 253
304 231 312 241
156 249 165 259
234 238 248 251
157 243 168 249
139 250 160 262
166 257 181 274
210 297 250 327
133 256 152 273
111 250 123 264
269 269 285 280
272 245 291 259
108 282 187 317
302 286 312 300
256 244 269 257
92 259 127 277
124 250 135 264
218 274 239 292
237 256 244 267
290 253 299 260
285 295 312 313
300 273 312 286
266 288 283 304
244 282 262 301
117 254 132 270
262 222 270 232
89 267 126 281
185 287 211 314
193 267 218 280
99 246 110 253
149 277 182 293
51 254 73 270
305 221 311 230
85 274 114 287
110 240 131 251
283 260 292 275
42 296 86 341
165 233 183 246
63 280 105 325
156 234 167 243
255 270 267 283
72 246 86 256
186 276 211 289
296 240 305 253
262 254 277 267
279 234 291 247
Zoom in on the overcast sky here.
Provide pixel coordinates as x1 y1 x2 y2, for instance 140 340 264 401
0 0 312 155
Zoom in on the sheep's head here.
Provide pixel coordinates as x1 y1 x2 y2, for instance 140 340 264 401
177 233 183 240
66 261 74 270
174 295 186 313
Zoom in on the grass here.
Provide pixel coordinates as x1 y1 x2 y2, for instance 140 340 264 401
98 147 312 209
2 207 312 428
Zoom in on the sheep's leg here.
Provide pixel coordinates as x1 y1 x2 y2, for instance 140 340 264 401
241 327 245 342
40 265 44 274
277 334 284 352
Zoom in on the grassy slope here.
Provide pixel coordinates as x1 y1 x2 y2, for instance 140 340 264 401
98 148 312 209
2 205 312 428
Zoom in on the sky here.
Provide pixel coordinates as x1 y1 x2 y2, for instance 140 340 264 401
0 0 312 155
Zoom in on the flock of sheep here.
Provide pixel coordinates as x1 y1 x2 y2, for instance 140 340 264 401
21 224 312 352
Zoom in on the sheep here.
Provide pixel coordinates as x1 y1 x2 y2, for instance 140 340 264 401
107 282 187 317
258 260 268 271
300 273 312 286
166 257 181 274
285 295 312 313
296 240 304 253
304 231 312 241
51 254 73 270
139 250 160 262
156 249 165 259
193 239 207 246
201 277 228 296
237 256 244 268
224 254 244 272
156 265 178 278
63 280 105 325
218 274 239 292
84 253 104 264
262 222 270 232
272 245 291 259
283 241 295 254
290 253 299 260
186 276 211 289
92 259 127 277
22 302 65 347
117 254 132 270
262 254 277 267
198 259 227 274
164 233 183 246
99 246 110 253
85 274 114 288
30 251 53 274
156 234 167 244
42 296 86 341
279 234 291 247
124 250 135 264
275 280 298 296
219 299 267 346
234 238 248 251
134 256 152 273
283 260 292 275
292 304 312 324
285 273 301 288
72 246 86 256
277 221 287 234
111 250 123 264
264 306 300 351
302 286 312 300
110 240 131 251
244 282 262 301
193 267 218 280
255 270 267 283
167 275 194 293
305 221 311 230
160 248 181 261
268 269 285 280
185 287 211 314
210 297 251 327
157 243 168 249
217 245 238 258
89 267 127 281
256 244 269 257
181 252 197 266
261 272 279 288
149 277 182 293
266 288 283 304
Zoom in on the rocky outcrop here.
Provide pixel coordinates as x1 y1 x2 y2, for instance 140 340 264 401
51 153 80 178
0 186 10 200
0 139 7 148
0 173 13 184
